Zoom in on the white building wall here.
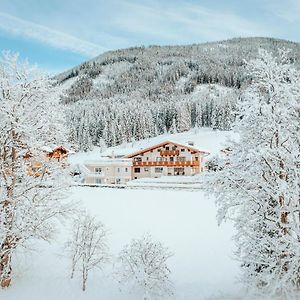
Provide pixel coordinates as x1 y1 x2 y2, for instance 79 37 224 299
84 159 132 185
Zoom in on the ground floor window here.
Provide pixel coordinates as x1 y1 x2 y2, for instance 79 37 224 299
155 167 163 173
174 167 185 175
95 167 102 174
134 167 141 173
95 178 102 184
116 178 121 184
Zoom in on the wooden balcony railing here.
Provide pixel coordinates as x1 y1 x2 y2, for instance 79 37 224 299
160 150 180 156
133 161 200 167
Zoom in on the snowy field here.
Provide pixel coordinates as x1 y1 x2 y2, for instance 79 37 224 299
3 187 241 300
3 128 242 299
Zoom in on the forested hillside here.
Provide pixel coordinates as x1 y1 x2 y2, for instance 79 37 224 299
56 37 300 150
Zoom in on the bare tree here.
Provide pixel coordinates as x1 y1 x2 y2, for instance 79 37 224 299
116 233 174 300
66 212 110 291
0 52 71 288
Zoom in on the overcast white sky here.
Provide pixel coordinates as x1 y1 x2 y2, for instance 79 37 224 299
0 0 299 73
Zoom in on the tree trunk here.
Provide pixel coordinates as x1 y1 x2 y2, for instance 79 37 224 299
0 137 17 288
0 239 13 288
70 266 75 279
82 269 87 291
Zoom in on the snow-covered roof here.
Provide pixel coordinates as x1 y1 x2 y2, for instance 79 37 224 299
41 146 54 153
70 128 239 166
125 140 209 158
84 158 132 166
40 145 73 153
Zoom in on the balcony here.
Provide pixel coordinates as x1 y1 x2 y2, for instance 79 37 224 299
160 150 180 156
132 161 200 167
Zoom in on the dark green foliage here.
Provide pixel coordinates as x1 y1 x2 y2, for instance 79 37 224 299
55 37 300 150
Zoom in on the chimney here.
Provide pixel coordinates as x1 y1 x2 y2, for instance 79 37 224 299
188 141 194 146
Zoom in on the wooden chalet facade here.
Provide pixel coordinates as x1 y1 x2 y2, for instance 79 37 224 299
125 141 209 180
24 146 70 177
43 146 70 161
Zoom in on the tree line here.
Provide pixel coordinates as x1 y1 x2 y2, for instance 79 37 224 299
58 37 300 150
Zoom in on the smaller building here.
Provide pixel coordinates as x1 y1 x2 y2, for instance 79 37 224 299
84 158 132 185
23 145 72 177
41 146 70 162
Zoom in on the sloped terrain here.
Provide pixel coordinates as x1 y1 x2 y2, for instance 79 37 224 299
56 38 300 151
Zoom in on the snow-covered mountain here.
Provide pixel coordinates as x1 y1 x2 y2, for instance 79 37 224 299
56 37 300 150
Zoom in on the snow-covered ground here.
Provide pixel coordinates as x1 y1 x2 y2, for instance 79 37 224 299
3 128 242 300
3 187 241 300
126 176 204 189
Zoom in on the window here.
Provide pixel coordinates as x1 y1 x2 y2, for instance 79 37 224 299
178 157 186 162
134 168 141 173
144 167 149 172
195 157 199 161
125 167 128 172
156 157 163 162
172 146 176 150
165 146 169 150
155 167 163 173
174 167 184 175
95 178 101 184
116 178 121 184
170 157 174 162
133 157 142 162
117 168 120 173
181 149 185 152
157 148 161 152
95 167 102 174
